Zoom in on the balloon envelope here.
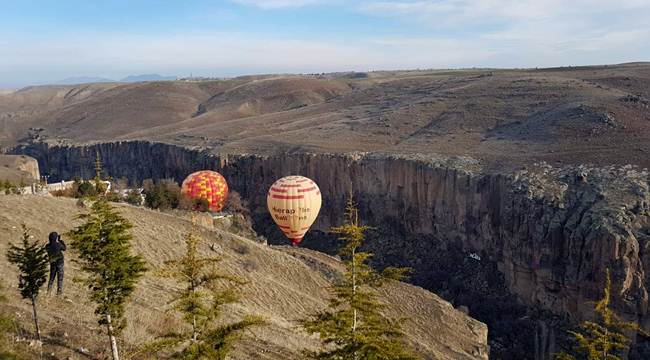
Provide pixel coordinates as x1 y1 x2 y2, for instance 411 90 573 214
181 170 229 212
267 175 322 246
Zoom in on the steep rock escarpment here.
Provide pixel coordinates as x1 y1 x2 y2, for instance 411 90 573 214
12 141 650 359
0 154 40 183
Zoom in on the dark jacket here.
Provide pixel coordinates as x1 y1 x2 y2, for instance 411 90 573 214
45 232 66 264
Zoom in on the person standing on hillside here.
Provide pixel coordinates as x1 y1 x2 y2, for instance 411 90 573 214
45 231 66 295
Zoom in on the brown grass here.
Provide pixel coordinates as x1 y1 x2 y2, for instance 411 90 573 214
3 65 650 168
0 195 487 359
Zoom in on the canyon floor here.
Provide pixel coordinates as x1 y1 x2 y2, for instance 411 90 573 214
0 195 488 360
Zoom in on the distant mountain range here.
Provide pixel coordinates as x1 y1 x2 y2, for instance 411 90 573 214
54 74 177 85
55 76 115 85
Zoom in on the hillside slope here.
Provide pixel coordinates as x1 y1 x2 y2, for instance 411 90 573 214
0 195 488 360
2 64 649 168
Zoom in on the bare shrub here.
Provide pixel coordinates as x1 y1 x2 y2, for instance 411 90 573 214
52 188 75 197
177 193 194 210
113 177 129 193
161 178 180 193
232 242 250 255
125 189 143 206
104 191 123 203
229 215 254 236
142 179 155 193
225 191 251 218
241 258 258 272
226 191 254 235
143 179 182 210
50 180 79 198
178 194 209 212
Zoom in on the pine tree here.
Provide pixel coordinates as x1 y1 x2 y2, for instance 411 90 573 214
94 151 103 181
67 200 147 360
94 152 108 195
143 223 264 359
555 269 646 360
6 224 49 342
302 196 420 360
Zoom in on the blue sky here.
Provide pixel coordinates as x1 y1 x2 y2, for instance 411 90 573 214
1 0 649 87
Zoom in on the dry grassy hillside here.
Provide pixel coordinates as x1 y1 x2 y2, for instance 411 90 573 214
0 83 120 146
2 64 649 168
0 195 488 360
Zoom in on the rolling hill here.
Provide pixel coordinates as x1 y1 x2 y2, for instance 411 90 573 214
0 195 488 360
2 63 650 358
1 64 649 168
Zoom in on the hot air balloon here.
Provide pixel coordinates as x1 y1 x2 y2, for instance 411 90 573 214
267 175 322 246
181 170 229 212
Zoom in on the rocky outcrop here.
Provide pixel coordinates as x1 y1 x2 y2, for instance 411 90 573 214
12 141 650 359
0 154 40 183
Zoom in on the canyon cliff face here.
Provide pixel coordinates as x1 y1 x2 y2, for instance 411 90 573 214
0 154 40 183
12 141 650 359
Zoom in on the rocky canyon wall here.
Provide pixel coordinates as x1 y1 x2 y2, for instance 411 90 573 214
11 141 650 359
0 154 40 183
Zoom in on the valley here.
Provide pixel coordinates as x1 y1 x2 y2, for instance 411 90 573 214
2 63 650 359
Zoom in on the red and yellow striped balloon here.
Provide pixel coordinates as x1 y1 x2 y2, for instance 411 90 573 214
267 175 322 246
181 170 229 212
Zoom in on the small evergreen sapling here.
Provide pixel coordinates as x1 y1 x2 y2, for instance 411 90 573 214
302 196 420 360
68 200 147 360
555 269 647 360
94 152 108 194
143 224 264 359
6 225 49 342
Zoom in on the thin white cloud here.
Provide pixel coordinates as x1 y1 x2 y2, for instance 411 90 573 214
359 0 650 24
357 0 650 65
2 32 483 71
1 28 646 87
0 32 498 86
0 33 376 85
1 0 649 86
229 0 323 9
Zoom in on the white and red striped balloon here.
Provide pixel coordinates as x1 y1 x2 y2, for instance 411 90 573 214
267 176 322 246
